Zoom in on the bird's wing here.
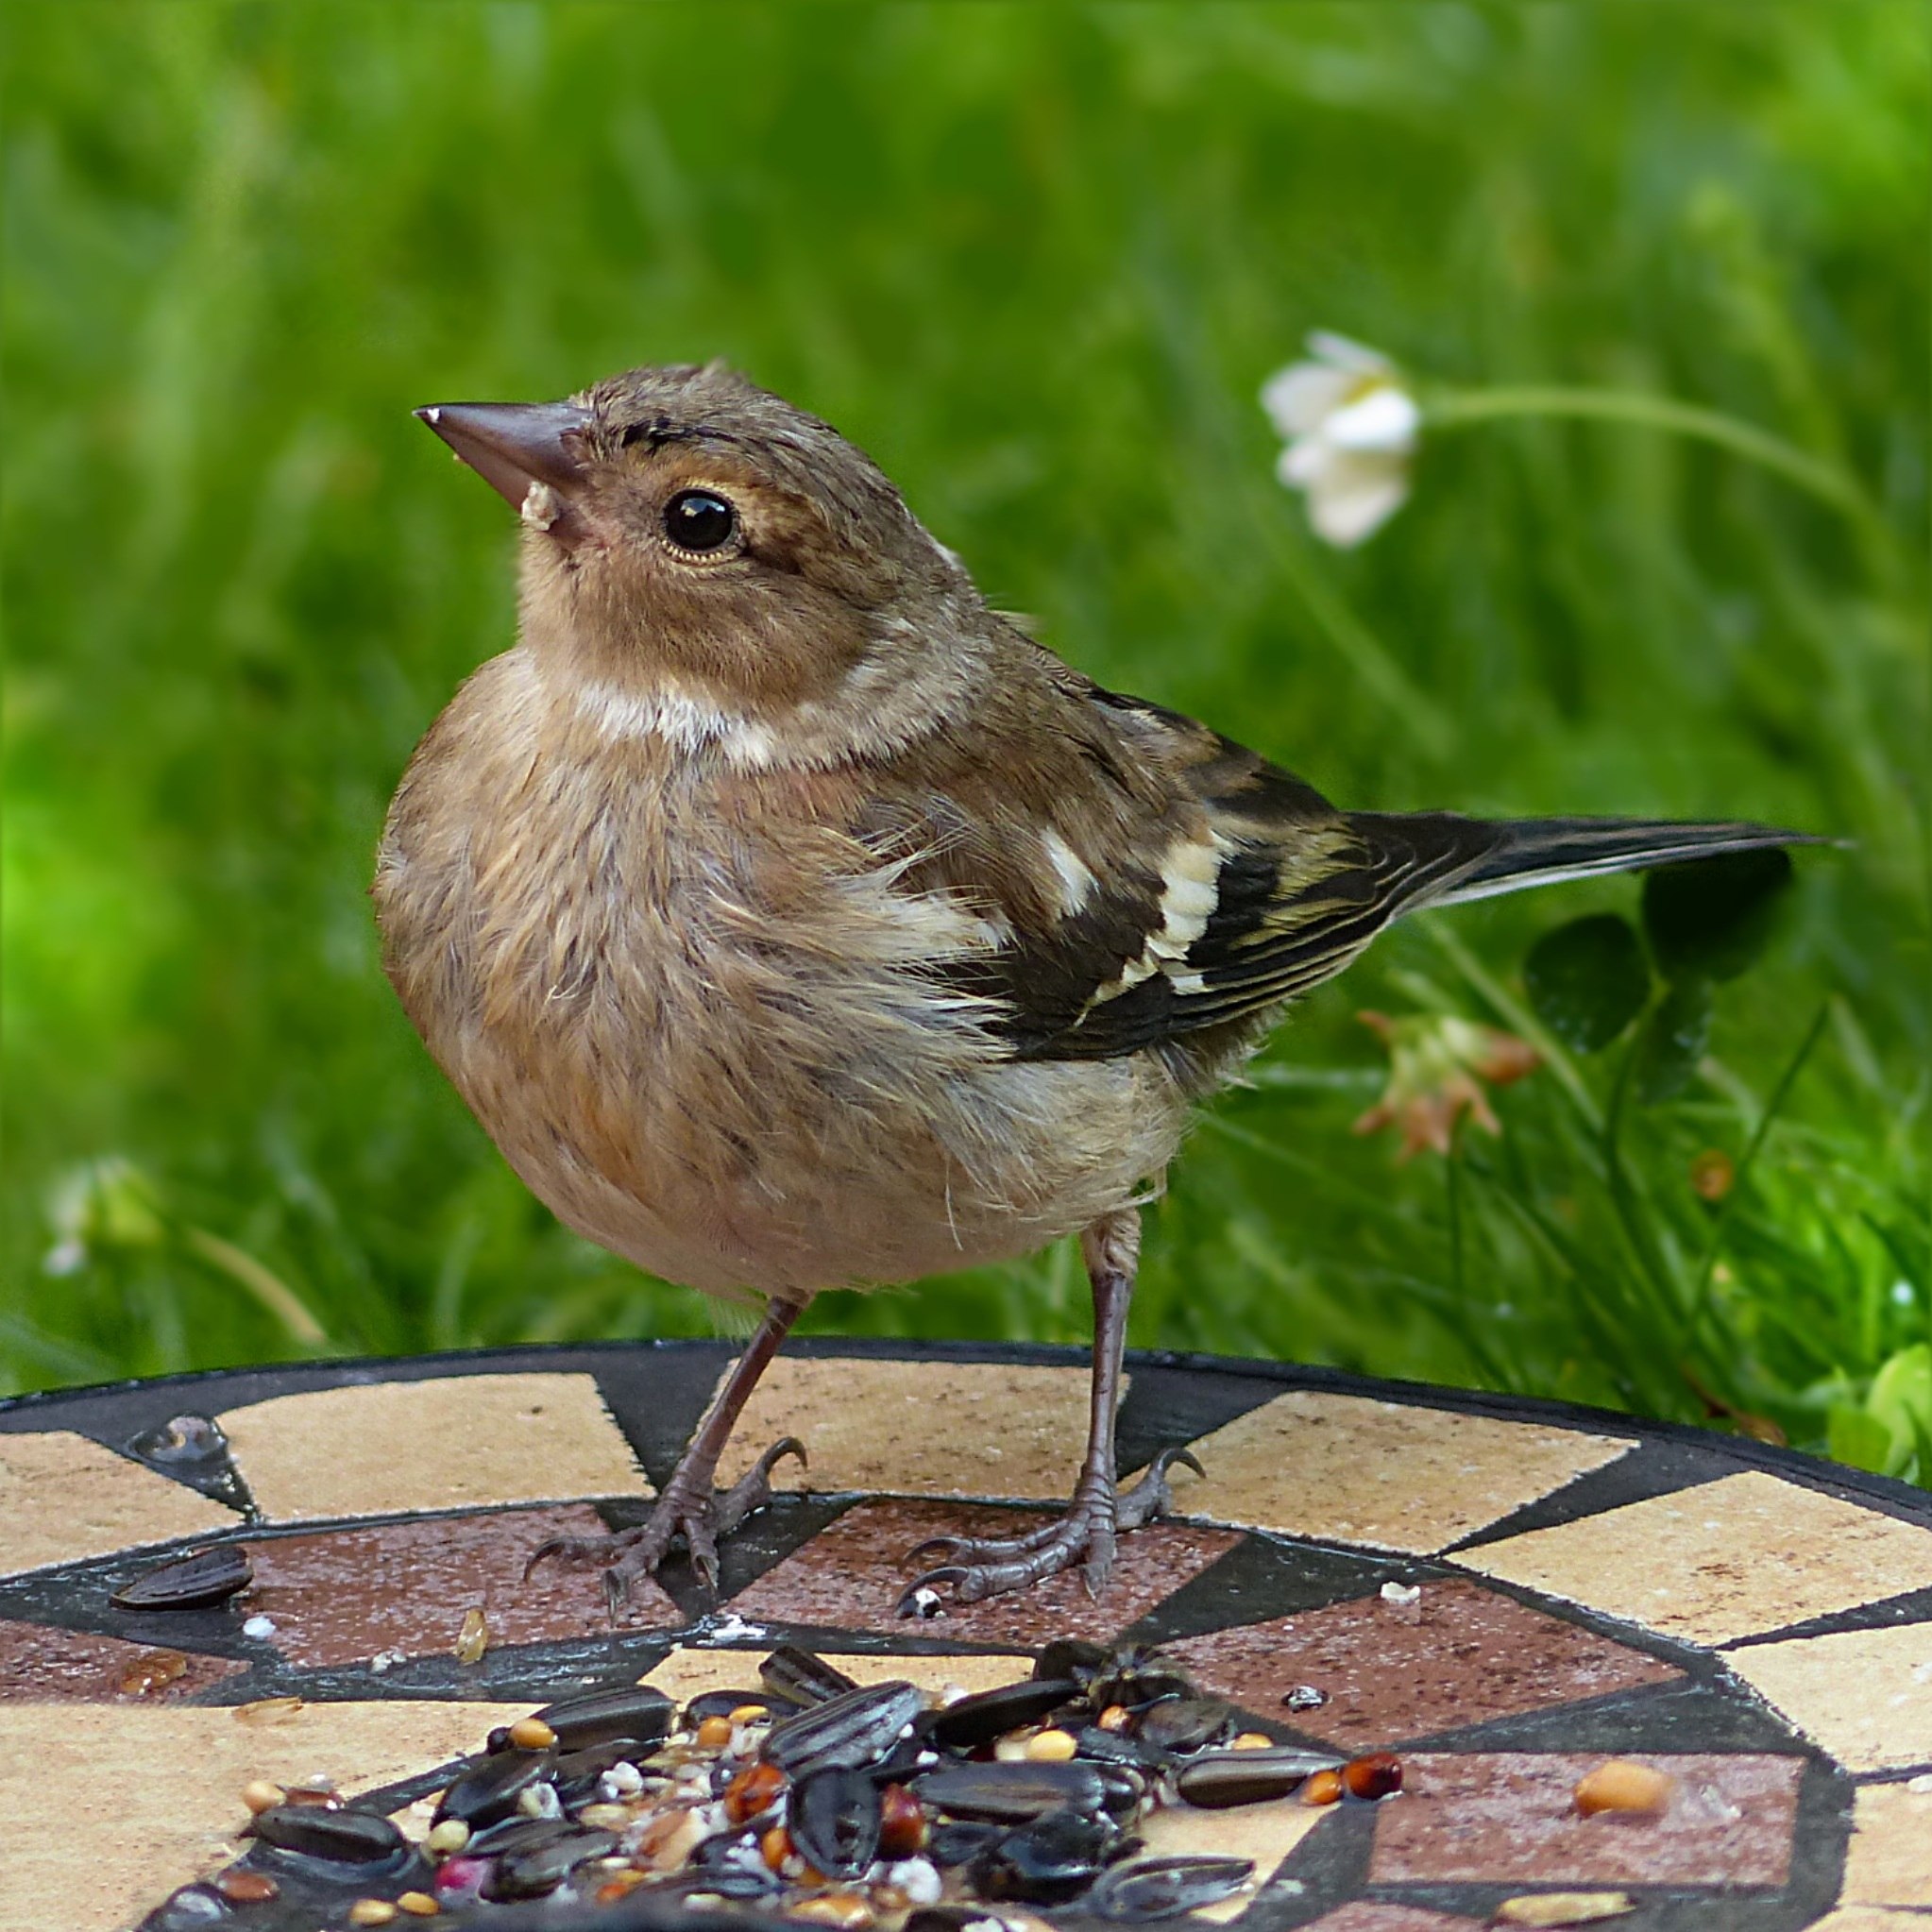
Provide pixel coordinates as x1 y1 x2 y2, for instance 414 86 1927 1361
885 680 1808 1064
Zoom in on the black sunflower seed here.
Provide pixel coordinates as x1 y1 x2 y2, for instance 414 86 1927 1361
685 1687 794 1725
1135 1695 1236 1756
912 1759 1107 1823
248 1805 407 1866
435 1748 554 1827
929 1677 1082 1750
973 1805 1120 1905
762 1678 923 1774
1091 1855 1255 1920
110 1544 253 1612
760 1644 860 1706
532 1683 674 1753
466 1816 576 1857
483 1826 618 1901
1175 1747 1343 1808
788 1766 882 1878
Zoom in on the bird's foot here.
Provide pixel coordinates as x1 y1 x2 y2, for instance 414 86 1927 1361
526 1435 805 1610
897 1445 1202 1612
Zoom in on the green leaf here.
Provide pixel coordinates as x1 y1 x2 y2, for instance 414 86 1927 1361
1641 848 1795 983
1634 977 1716 1103
1867 1344 1932 1472
1523 914 1651 1053
1827 1404 1896 1475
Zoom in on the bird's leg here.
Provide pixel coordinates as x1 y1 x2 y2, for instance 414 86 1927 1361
898 1208 1201 1611
528 1296 807 1605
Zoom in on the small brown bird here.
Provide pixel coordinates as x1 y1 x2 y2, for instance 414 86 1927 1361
377 363 1807 1609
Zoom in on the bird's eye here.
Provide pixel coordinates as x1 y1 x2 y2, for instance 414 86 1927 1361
663 489 738 554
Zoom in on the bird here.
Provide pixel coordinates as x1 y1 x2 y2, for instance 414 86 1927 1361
376 361 1813 1612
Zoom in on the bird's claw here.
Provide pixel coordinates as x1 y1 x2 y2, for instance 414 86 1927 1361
896 1442 1202 1614
522 1433 807 1611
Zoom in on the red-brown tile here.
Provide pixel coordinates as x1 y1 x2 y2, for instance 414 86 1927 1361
0 1617 247 1703
1367 1751 1803 1886
1163 1576 1681 1751
246 1503 680 1668
728 1498 1239 1646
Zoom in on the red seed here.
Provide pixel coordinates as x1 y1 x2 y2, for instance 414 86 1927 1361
213 1871 279 1903
725 1760 788 1823
1343 1752 1403 1800
877 1783 928 1856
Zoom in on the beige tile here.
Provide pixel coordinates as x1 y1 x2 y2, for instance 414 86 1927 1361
0 1697 534 1932
1724 1624 1932 1774
0 1430 240 1581
1137 1788 1334 1920
1164 1390 1630 1552
219 1372 652 1520
1842 1782 1932 1907
640 1643 1035 1708
1465 1473 1932 1647
715 1356 1105 1501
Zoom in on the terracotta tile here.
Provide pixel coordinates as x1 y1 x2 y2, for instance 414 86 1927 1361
0 1617 246 1703
0 1697 534 1932
218 1373 652 1521
1135 1789 1333 1921
1300 1909 1481 1932
1464 1473 1932 1647
1722 1624 1932 1773
640 1644 1034 1707
716 1357 1106 1502
1366 1750 1804 1886
246 1503 679 1667
0 1431 240 1580
1162 1576 1680 1751
1841 1782 1932 1907
1165 1391 1631 1552
727 1497 1238 1646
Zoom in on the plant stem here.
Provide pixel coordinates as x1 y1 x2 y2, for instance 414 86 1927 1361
1425 386 1873 524
182 1226 328 1347
1685 1003 1831 1348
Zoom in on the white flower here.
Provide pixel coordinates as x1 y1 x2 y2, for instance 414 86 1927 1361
1261 331 1421 547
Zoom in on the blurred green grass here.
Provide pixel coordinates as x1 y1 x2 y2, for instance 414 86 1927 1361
3 4 1926 1469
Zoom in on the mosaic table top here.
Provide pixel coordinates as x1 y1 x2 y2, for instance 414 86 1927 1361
1 1340 1928 1932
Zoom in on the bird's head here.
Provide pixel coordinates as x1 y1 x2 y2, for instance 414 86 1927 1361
416 364 984 764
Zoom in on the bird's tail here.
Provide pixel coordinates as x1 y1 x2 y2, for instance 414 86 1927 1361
1347 811 1829 918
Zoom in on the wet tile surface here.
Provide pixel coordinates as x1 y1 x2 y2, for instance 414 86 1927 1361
716 1356 1105 1501
0 1431 239 1580
1366 1750 1805 1886
727 1496 1239 1645
1163 1575 1682 1750
0 1616 246 1702
1840 1781 1932 1907
218 1372 653 1521
1166 1390 1632 1553
1723 1622 1932 1772
246 1502 680 1666
1465 1472 1932 1646
7 1342 1932 1932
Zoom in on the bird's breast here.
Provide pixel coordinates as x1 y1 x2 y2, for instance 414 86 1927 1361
373 657 1187 1296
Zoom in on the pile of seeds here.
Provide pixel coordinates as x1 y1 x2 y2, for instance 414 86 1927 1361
174 1641 1400 1929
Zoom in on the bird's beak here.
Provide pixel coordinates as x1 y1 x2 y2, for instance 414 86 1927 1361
415 399 594 528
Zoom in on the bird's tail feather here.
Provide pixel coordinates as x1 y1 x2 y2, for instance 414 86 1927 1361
1348 812 1828 918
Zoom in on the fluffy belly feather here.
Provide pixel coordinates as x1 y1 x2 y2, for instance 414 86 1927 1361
374 700 1191 1300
